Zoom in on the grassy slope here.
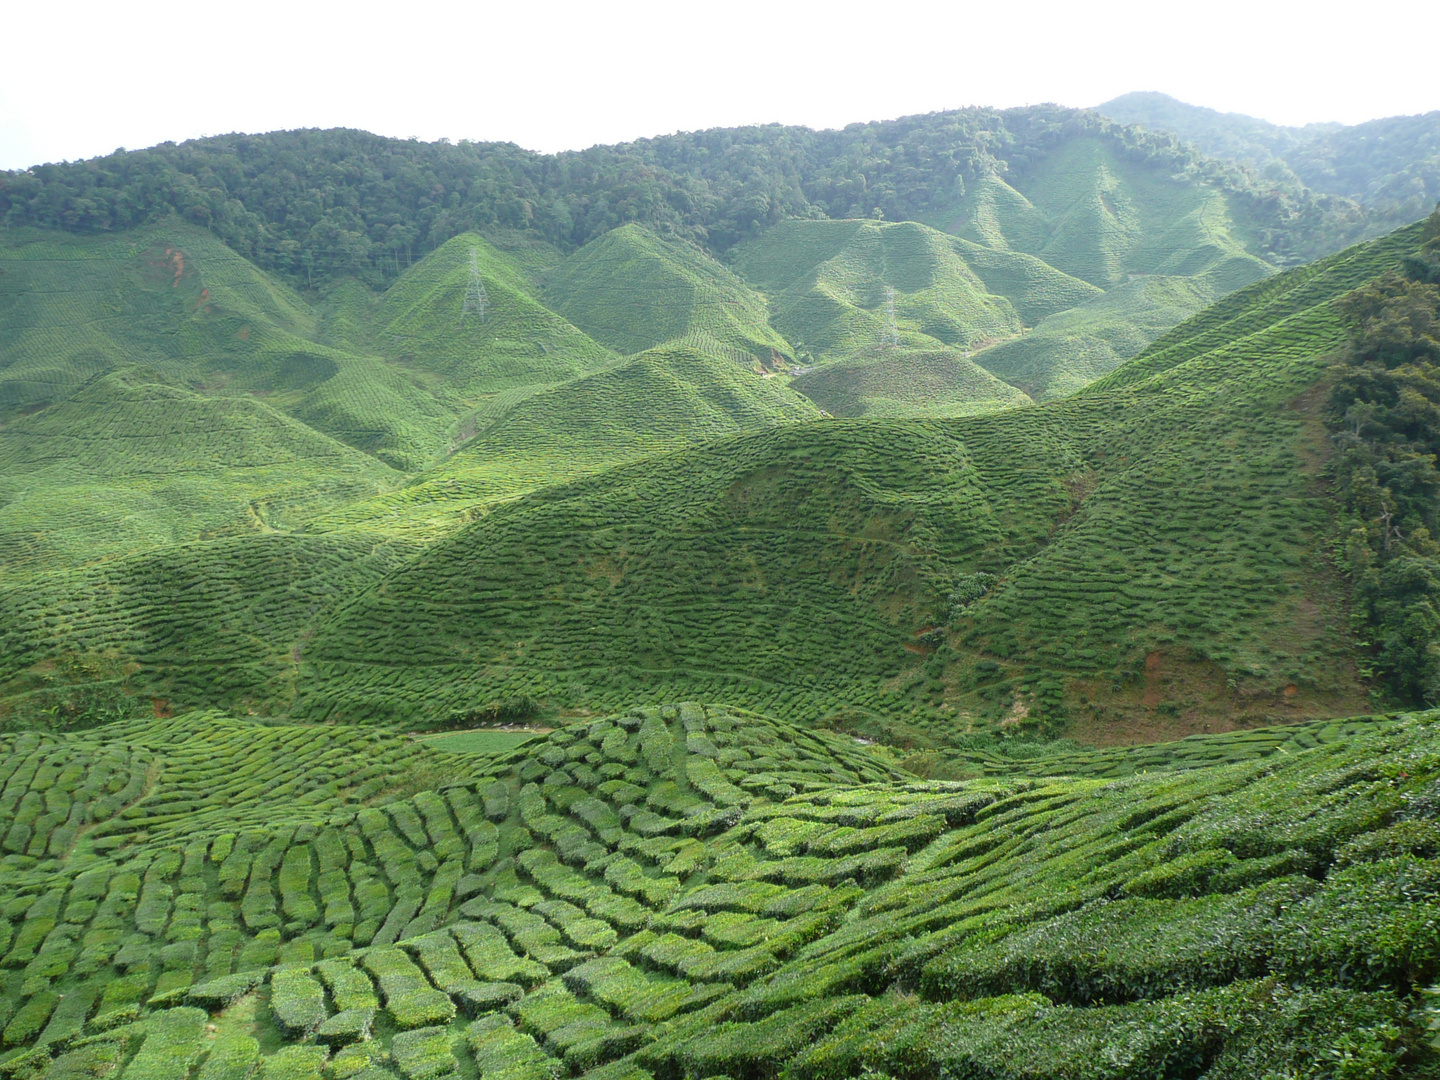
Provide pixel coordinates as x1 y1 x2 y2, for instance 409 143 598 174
300 229 824 539
789 349 1032 418
0 703 1433 1078
0 223 455 579
360 232 618 403
0 533 422 722
295 420 992 725
0 222 457 472
282 221 1428 739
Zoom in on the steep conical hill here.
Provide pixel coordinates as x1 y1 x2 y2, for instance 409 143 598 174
543 225 792 365
0 221 462 473
0 222 315 420
365 233 618 400
0 703 1433 1076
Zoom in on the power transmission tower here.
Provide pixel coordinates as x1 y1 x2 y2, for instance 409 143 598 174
460 249 489 325
881 286 900 349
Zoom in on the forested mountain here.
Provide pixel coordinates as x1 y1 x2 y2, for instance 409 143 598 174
1099 91 1440 221
0 105 1378 289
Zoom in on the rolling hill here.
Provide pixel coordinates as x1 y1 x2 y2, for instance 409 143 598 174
541 225 793 367
255 219 1428 740
0 703 1433 1078
0 110 1436 736
0 214 1430 735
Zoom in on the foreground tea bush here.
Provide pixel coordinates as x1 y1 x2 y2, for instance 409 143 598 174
0 702 1434 1078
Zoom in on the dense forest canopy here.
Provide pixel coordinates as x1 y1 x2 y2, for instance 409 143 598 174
1330 210 1440 704
0 105 1378 289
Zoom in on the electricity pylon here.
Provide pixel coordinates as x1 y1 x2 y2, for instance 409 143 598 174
460 249 488 324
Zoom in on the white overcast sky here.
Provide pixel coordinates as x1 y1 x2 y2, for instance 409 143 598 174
3 0 1438 171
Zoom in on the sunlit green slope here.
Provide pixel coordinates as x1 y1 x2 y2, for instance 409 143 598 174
967 275 1218 399
0 219 1424 732
732 217 1096 357
789 349 1031 418
358 233 618 402
0 372 397 578
542 225 793 366
729 217 1084 414
0 703 1433 1078
0 221 829 568
303 346 823 540
0 223 457 472
942 138 1271 289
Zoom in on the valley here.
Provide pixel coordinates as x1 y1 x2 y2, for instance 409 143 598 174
1 99 1439 1077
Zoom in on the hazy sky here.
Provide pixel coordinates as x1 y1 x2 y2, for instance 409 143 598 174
3 0 1437 171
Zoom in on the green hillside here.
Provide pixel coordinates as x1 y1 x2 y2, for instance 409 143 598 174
789 350 1031 418
0 222 459 473
946 137 1270 290
0 533 422 724
928 139 1276 399
543 226 792 367
263 221 1428 738
358 234 617 402
4 107 1440 1080
966 276 1220 407
0 212 1429 737
730 187 1273 408
0 372 397 579
305 347 823 540
0 703 1433 1079
5 109 1396 419
728 217 1062 412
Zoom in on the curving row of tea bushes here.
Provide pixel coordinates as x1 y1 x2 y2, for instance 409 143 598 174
0 704 1436 1078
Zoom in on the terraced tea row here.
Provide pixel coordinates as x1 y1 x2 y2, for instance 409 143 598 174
0 703 1435 1078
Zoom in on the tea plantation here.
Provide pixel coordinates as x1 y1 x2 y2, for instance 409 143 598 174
260 219 1431 738
4 107 1440 1080
0 702 1434 1079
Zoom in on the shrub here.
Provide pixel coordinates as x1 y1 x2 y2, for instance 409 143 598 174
270 966 329 1036
187 971 267 1010
390 1025 459 1080
315 1007 375 1048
